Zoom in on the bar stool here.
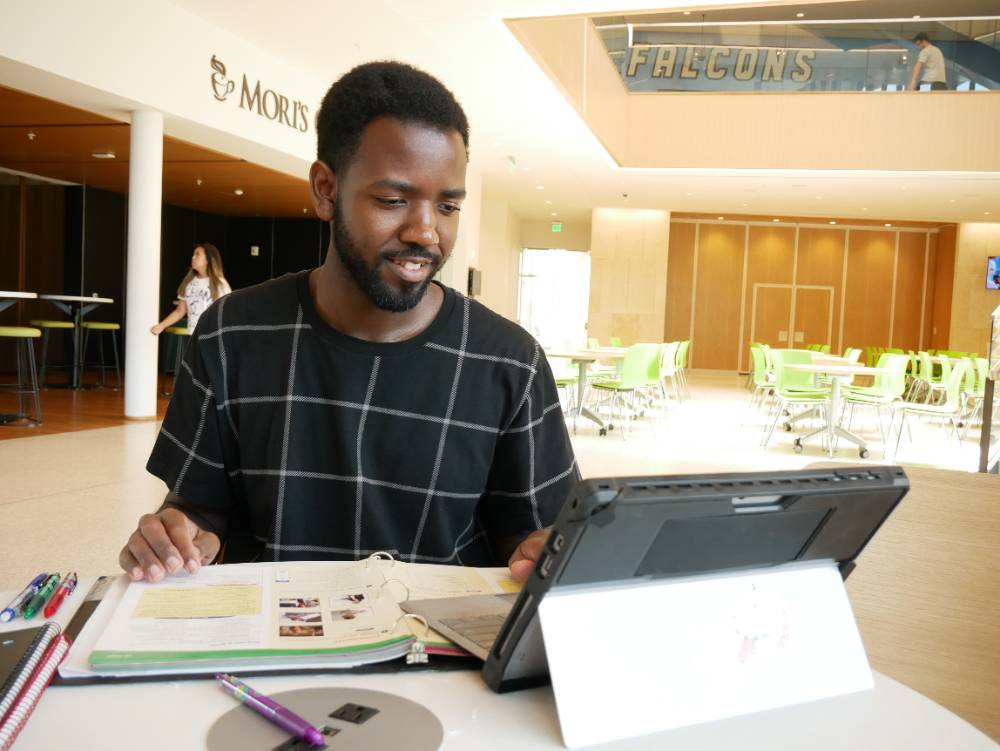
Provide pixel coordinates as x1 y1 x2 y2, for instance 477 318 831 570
160 326 189 396
29 319 76 386
0 325 43 424
79 321 121 389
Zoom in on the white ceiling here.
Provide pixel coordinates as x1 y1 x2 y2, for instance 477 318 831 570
169 0 1000 225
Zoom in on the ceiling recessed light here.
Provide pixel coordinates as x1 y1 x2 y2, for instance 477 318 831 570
772 218 780 223
91 149 116 159
551 212 558 216
195 178 203 187
884 223 892 227
302 207 308 214
829 220 837 225
545 200 552 205
26 131 36 141
986 211 993 216
912 14 920 19
741 203 748 207
535 185 544 190
949 198 956 203
796 12 805 18
234 188 244 196
717 216 725 220
862 207 868 211
685 192 692 197
683 10 691 14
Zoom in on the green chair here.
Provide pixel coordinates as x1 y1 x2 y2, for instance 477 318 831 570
748 344 773 409
891 361 969 462
960 358 990 439
589 343 663 438
609 337 622 347
761 349 830 448
673 340 691 401
843 354 909 453
80 321 121 389
658 341 682 405
0 326 42 424
547 355 579 425
819 344 831 354
29 319 76 386
160 325 190 396
919 351 951 404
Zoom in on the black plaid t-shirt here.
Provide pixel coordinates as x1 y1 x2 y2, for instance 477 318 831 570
147 270 579 566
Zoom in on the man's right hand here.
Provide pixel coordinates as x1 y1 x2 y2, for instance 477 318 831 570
119 508 221 582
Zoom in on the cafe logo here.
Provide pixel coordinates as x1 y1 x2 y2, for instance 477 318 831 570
210 55 235 101
209 55 309 133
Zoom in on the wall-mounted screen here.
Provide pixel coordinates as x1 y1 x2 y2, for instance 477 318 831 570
988 257 1000 289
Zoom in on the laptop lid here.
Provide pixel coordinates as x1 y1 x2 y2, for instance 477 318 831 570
481 465 909 693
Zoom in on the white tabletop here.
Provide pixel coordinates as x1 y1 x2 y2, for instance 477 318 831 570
786 363 889 377
0 290 38 299
37 294 114 304
547 348 628 361
2 581 997 750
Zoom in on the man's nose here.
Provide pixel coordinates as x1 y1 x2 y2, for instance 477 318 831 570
400 203 440 247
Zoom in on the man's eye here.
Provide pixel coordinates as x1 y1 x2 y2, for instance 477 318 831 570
376 197 405 207
439 203 461 215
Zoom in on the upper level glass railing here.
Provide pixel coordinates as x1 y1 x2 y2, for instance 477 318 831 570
594 17 1000 92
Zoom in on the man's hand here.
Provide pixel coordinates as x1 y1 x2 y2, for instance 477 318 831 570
507 528 551 583
119 508 221 583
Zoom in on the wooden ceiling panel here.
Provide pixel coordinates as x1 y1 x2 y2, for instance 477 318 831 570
0 84 310 217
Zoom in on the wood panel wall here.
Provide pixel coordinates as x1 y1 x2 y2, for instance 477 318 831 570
665 218 952 371
692 223 745 369
931 225 956 350
664 222 695 342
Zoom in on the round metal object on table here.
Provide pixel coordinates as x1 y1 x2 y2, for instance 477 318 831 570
206 687 443 751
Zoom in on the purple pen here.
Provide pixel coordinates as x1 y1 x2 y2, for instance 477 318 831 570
0 573 47 623
217 673 325 747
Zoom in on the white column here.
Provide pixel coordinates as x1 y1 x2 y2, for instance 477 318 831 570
124 110 163 418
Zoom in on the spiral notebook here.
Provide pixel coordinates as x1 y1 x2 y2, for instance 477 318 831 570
64 557 517 679
0 622 70 750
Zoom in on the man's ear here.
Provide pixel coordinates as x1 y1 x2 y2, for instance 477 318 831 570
309 160 337 222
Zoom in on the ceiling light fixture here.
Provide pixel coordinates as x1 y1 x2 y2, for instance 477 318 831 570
683 10 691 15
862 207 869 211
196 178 203 186
27 131 36 141
302 207 308 214
772 218 780 222
949 199 956 203
717 216 725 220
986 211 993 216
535 185 544 190
829 220 837 225
234 188 244 196
796 12 805 18
884 223 892 227
91 150 116 159
545 200 552 205
551 212 558 216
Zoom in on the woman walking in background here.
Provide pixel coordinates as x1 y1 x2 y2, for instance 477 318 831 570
151 243 232 336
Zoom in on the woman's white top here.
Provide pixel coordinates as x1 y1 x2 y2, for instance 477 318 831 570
184 276 231 332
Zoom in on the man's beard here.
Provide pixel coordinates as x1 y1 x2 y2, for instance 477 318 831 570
332 199 443 313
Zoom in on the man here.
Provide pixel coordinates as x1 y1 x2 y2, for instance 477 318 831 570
909 32 948 91
120 62 578 585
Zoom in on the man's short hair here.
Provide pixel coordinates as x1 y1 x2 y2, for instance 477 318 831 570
913 32 930 43
316 61 470 176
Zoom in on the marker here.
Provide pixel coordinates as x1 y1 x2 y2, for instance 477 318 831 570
0 573 47 622
21 574 61 620
217 674 324 747
43 572 78 619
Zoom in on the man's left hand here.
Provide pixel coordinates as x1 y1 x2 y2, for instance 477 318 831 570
508 528 551 583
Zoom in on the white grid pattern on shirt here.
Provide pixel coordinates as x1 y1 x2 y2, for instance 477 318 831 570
353 357 381 556
172 384 216 494
158 283 577 563
271 306 304 561
408 297 470 561
214 296 240 440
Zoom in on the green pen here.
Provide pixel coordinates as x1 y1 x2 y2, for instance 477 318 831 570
22 573 60 620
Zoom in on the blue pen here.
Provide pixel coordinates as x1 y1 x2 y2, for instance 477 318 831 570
0 573 48 623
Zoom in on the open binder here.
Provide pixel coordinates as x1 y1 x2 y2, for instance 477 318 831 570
57 555 516 682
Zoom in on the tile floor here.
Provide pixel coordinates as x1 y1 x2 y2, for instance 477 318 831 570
0 372 987 591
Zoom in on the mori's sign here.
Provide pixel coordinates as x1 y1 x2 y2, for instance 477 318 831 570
210 55 309 133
